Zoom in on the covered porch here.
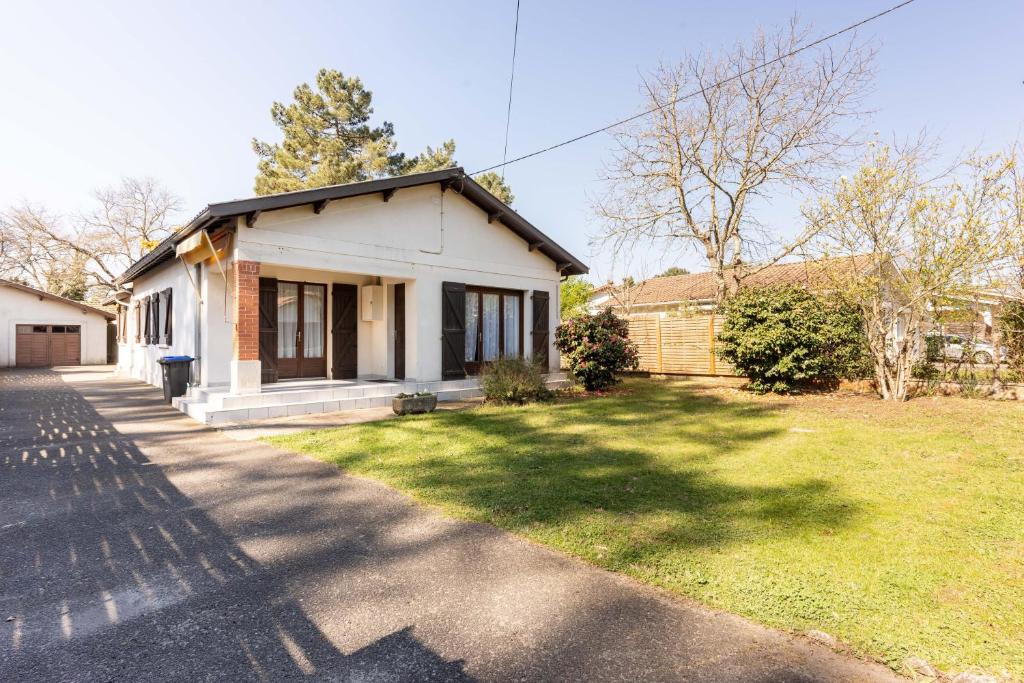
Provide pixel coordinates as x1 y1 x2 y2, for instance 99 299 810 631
255 263 411 385
225 261 419 395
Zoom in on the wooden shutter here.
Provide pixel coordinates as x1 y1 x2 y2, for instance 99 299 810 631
162 288 173 346
134 303 141 342
153 294 161 345
441 281 466 380
259 278 279 384
142 298 151 345
532 290 550 370
331 283 358 379
394 283 406 380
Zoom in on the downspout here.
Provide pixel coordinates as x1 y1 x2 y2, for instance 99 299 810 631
418 183 447 256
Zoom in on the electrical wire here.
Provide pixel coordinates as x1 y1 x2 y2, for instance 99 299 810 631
471 0 920 176
500 0 521 180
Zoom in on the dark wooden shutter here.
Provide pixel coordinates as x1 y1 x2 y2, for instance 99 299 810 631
441 281 466 379
151 294 160 345
162 288 173 346
532 290 550 370
134 303 141 343
394 283 406 380
259 278 279 384
331 283 358 379
142 298 151 345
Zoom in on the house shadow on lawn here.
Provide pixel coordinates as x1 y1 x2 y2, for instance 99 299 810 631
303 380 859 570
0 369 473 682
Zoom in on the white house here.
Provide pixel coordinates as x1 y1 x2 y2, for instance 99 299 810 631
0 279 114 367
112 168 587 423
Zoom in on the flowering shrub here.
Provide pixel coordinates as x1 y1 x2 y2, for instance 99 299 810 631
555 309 639 391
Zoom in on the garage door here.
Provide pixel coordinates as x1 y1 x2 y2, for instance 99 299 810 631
15 325 81 367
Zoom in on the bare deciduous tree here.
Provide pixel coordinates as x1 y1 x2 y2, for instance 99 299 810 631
596 20 875 303
0 177 181 300
806 142 1023 401
0 204 81 295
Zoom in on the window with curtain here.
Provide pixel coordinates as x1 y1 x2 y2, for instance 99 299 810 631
464 287 523 369
503 294 520 356
303 284 324 357
278 282 298 359
482 293 500 361
465 291 480 362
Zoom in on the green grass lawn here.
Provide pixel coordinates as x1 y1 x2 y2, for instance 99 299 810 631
267 379 1024 678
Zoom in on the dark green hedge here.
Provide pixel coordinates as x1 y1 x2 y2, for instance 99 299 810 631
717 286 870 393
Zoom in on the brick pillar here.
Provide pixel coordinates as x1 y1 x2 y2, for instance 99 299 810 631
230 260 262 394
233 260 260 360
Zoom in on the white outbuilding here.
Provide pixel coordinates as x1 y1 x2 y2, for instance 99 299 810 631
0 279 114 367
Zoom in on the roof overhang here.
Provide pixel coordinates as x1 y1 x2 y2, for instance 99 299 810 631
115 167 588 285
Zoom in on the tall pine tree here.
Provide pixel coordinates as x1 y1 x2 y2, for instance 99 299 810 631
253 69 457 194
473 171 514 206
253 68 516 204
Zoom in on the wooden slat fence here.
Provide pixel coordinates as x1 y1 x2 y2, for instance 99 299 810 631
627 314 737 376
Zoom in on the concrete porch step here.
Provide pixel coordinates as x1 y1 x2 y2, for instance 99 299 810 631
174 373 570 426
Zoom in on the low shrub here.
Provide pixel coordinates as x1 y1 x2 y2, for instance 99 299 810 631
911 360 940 380
480 357 549 404
717 286 870 394
554 309 639 391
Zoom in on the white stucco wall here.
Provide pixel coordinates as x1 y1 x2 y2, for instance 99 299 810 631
236 184 564 382
116 259 199 388
0 285 111 366
117 183 571 387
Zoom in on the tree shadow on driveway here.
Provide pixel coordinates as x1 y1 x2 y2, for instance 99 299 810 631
0 369 472 682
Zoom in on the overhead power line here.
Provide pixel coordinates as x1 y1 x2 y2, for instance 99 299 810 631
471 0 920 176
500 0 522 180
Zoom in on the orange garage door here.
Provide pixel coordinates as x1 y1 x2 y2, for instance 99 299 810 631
15 325 81 367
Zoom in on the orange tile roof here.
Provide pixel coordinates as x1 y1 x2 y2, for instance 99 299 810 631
601 255 872 306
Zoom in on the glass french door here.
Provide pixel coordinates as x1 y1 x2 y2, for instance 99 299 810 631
464 287 522 374
277 282 326 379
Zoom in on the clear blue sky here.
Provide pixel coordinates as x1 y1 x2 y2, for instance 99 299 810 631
1 0 1021 282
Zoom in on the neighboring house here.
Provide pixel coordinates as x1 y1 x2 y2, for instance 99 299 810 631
589 256 871 317
587 256 871 377
112 168 587 423
0 279 114 367
590 256 1020 376
926 287 1022 345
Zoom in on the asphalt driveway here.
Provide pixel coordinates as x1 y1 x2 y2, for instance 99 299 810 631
0 367 903 682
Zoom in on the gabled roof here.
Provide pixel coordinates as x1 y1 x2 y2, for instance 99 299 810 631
595 255 872 307
0 279 115 320
117 167 588 284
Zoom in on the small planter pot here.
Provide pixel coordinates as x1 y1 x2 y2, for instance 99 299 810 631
392 393 437 415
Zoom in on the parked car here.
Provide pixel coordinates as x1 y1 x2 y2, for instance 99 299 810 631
927 334 1003 364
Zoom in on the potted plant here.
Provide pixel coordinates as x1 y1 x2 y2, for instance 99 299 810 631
392 391 437 415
